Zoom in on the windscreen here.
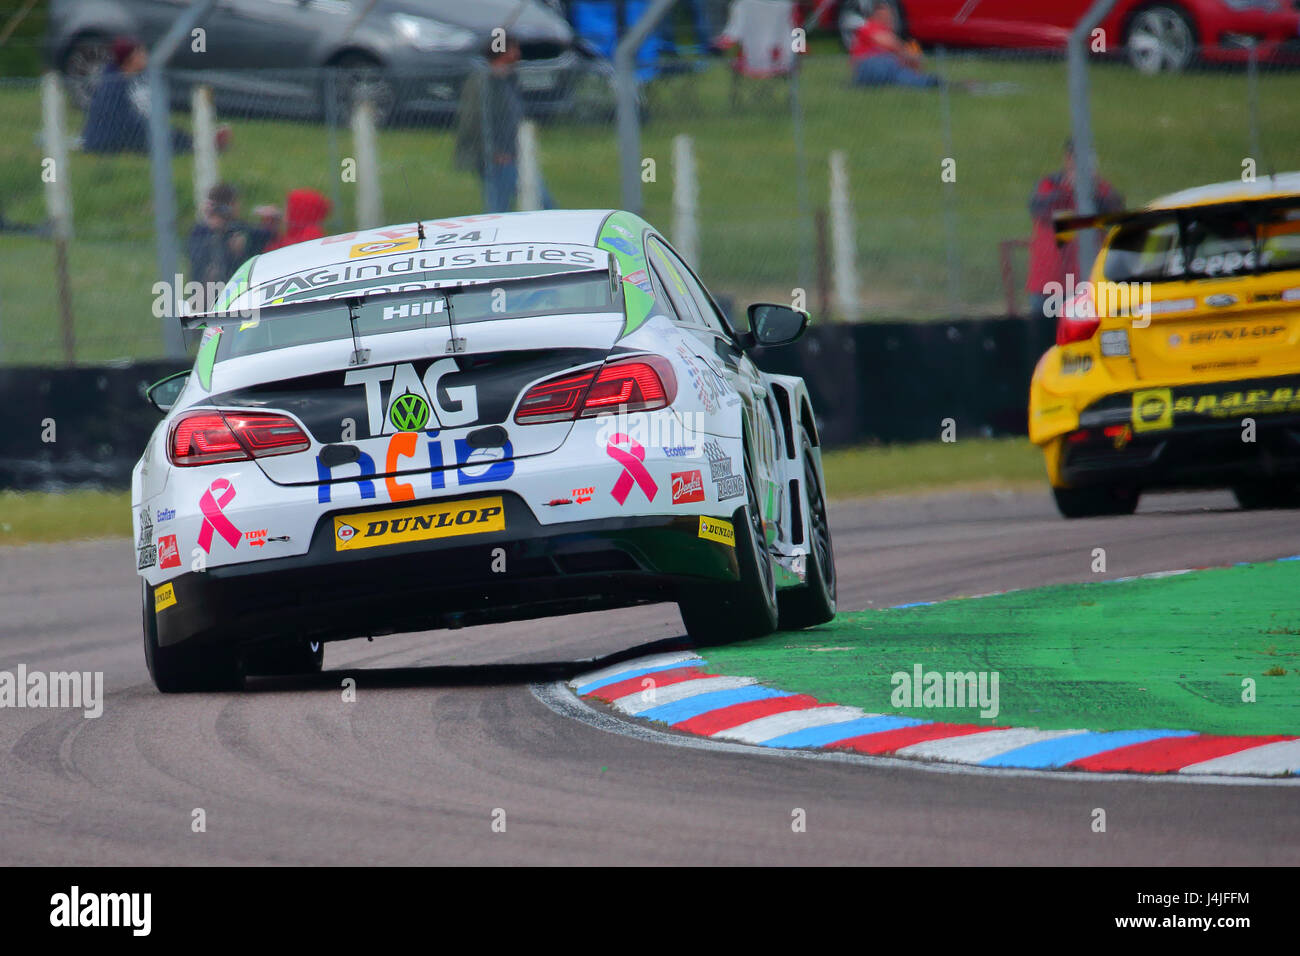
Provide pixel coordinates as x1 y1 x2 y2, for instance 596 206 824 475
1104 204 1300 283
212 271 618 360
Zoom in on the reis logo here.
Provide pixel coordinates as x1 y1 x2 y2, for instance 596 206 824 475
671 470 705 504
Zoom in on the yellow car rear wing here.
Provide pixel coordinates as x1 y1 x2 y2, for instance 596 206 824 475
1053 194 1300 246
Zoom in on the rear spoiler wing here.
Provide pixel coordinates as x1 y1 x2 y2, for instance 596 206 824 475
180 256 619 331
1054 193 1300 245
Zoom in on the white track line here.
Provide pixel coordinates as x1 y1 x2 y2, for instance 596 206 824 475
612 675 757 716
716 706 868 744
1178 738 1300 776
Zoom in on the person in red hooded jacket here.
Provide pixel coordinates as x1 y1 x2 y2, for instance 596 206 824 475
265 189 332 252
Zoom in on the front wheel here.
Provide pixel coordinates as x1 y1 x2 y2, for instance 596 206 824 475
1233 481 1300 511
778 427 837 629
679 458 778 644
245 638 324 677
1052 484 1140 519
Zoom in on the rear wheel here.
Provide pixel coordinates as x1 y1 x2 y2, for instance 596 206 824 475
245 638 324 677
679 457 778 644
778 428 837 629
142 583 243 693
1052 484 1140 519
1233 481 1300 511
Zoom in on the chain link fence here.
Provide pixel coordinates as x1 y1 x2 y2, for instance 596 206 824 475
2 44 1298 365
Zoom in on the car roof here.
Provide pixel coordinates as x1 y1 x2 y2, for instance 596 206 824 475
1148 172 1300 210
252 208 616 275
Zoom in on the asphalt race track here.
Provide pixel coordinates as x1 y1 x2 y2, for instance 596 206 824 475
2 489 1299 865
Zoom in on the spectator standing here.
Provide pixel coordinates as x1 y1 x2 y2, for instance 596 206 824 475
82 37 229 154
1026 139 1125 351
264 189 331 252
454 38 553 213
187 183 274 306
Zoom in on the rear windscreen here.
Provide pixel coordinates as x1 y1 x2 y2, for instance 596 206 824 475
212 271 618 360
1104 205 1300 283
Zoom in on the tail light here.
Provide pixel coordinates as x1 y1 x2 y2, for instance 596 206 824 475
514 355 678 425
169 411 310 466
1056 286 1100 345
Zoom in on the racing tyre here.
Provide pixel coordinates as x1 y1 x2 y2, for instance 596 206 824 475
778 428 837 629
142 583 243 693
679 458 779 644
1052 484 1140 519
1232 481 1300 511
245 638 325 677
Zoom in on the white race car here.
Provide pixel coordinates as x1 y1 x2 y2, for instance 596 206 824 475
134 210 836 691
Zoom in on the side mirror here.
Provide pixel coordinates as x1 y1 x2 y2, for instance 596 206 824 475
747 303 809 348
146 370 190 413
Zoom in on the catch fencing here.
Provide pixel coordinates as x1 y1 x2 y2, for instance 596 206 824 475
2 44 1297 365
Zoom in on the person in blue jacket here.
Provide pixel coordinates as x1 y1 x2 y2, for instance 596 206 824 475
83 37 227 154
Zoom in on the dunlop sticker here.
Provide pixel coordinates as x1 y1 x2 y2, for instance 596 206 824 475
334 496 505 551
1131 387 1173 433
698 516 735 547
154 582 177 612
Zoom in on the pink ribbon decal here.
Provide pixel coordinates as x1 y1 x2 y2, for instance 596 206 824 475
197 478 241 553
607 433 658 504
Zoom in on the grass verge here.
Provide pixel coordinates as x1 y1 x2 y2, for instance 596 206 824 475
707 561 1300 736
0 489 131 544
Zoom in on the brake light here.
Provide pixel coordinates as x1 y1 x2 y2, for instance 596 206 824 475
169 411 310 466
514 356 677 425
1056 287 1099 345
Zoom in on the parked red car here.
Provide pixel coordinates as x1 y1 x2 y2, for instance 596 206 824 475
837 0 1300 72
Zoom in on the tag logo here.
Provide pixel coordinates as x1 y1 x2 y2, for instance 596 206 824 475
345 360 478 436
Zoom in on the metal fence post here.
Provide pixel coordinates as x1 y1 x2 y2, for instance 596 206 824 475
1067 0 1119 274
517 120 543 212
191 85 218 217
148 0 217 360
790 65 813 300
671 133 698 267
351 99 382 229
828 150 860 322
937 46 960 316
616 0 679 213
41 72 75 364
1247 43 1260 168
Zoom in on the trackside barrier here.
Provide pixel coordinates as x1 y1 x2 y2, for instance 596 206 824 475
0 320 1038 491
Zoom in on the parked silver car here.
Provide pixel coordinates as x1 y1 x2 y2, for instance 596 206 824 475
49 0 612 123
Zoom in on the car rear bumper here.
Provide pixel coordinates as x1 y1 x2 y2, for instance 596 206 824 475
1057 374 1300 489
151 492 741 650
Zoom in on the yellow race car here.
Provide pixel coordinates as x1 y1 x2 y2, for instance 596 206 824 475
1030 173 1300 518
